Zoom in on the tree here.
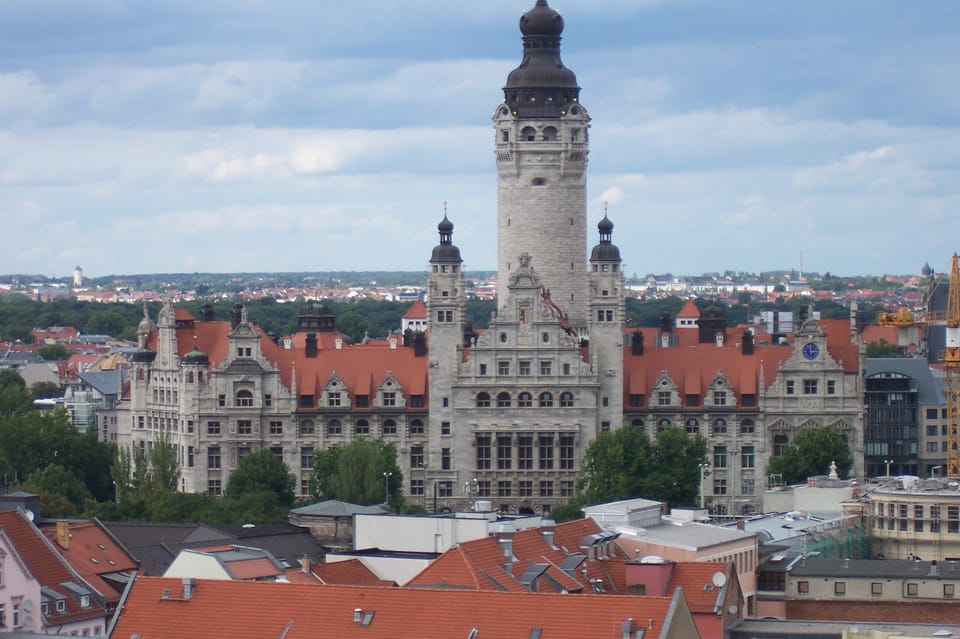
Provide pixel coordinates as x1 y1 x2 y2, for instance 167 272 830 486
767 426 853 485
575 425 706 508
30 381 62 399
20 463 93 517
226 449 296 506
866 338 898 358
37 344 70 361
312 438 402 509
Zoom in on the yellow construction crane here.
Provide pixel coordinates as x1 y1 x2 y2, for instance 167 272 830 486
945 253 960 477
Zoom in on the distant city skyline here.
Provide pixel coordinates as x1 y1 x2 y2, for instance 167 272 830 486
1 1 958 278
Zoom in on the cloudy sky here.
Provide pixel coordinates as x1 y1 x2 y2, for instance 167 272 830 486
2 1 958 279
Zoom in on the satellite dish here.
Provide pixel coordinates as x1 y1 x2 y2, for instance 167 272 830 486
25 510 34 522
23 615 33 627
712 572 727 588
23 599 33 612
727 605 738 615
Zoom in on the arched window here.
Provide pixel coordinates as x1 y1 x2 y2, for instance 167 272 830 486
712 418 727 434
542 125 558 141
299 419 315 436
409 419 425 435
773 434 789 457
327 419 342 435
476 392 491 408
685 418 699 434
560 392 574 407
186 371 194 383
355 419 369 435
521 126 537 141
497 392 511 408
740 418 755 435
539 392 553 408
657 418 672 431
235 389 253 407
518 392 533 408
382 419 397 435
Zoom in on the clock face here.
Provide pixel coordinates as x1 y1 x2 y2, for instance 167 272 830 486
802 342 820 360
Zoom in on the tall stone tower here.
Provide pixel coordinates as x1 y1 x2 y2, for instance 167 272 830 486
494 0 590 329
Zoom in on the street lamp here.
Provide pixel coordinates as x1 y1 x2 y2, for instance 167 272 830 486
884 459 894 477
383 471 393 509
698 462 711 509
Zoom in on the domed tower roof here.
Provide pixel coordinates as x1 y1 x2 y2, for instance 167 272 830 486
431 212 462 263
922 261 933 277
503 1 580 117
590 214 621 262
183 346 210 366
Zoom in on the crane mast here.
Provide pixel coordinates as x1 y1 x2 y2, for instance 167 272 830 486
945 253 960 477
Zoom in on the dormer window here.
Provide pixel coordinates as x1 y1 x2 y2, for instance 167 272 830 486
56 600 66 613
80 595 90 608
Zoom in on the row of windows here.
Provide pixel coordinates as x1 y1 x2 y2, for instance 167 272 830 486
797 580 956 598
785 379 836 395
711 446 757 469
873 502 960 533
711 478 756 496
629 418 756 435
475 360 573 377
476 433 576 471
216 391 273 408
475 391 575 408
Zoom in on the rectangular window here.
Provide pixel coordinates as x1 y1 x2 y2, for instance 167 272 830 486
949 506 960 533
442 397 449 407
539 435 554 470
327 392 341 406
498 361 510 375
714 446 727 468
630 394 645 407
410 446 424 469
518 435 534 469
270 446 283 462
264 394 272 406
713 478 727 495
945 583 955 598
269 421 283 435
927 408 938 419
476 480 491 497
928 442 939 452
479 363 487 376
928 424 939 436
560 480 574 497
657 391 671 406
238 446 251 462
519 361 531 376
713 391 727 406
411 479 424 496
498 480 512 497
497 435 512 470
438 482 453 497
382 392 396 406
742 446 755 469
686 394 701 406
742 478 755 495
803 379 818 394
300 394 314 408
207 446 221 469
559 435 575 469
410 395 425 408
301 447 314 469
741 394 757 407
187 446 194 468
355 395 369 408
871 582 882 596
539 480 554 497
442 421 451 435
915 504 925 532
907 582 918 597
540 360 552 375
207 420 221 435
827 380 836 394
786 380 794 395
519 480 533 497
237 420 252 435
563 362 571 375
218 394 226 407
208 479 222 496
477 434 491 470
442 448 451 470
834 582 845 596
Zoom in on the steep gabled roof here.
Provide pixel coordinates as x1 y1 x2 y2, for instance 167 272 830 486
312 558 396 587
40 520 138 606
0 510 107 625
403 300 427 319
111 576 691 639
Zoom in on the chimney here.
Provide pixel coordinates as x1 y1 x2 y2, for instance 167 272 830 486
413 332 427 357
621 619 634 639
182 577 195 600
659 311 672 334
300 556 311 574
631 330 644 356
200 303 214 322
388 337 397 349
715 332 724 348
742 329 754 355
335 338 343 350
305 332 318 358
540 519 557 549
56 520 70 550
493 522 516 577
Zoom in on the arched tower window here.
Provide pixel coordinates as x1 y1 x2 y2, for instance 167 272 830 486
355 419 370 435
235 390 253 407
518 392 533 408
476 392 491 408
559 392 574 407
521 126 536 141
497 392 511 408
539 392 553 408
542 126 558 141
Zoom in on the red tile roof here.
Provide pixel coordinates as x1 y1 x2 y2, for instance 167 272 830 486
312 558 396 587
403 300 427 319
0 510 107 625
40 520 139 605
112 576 689 639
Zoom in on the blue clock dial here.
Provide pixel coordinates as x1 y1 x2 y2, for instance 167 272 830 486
802 342 820 360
